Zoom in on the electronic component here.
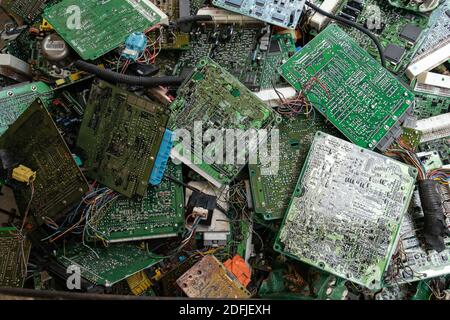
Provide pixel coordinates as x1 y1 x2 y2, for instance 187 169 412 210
335 0 429 74
274 132 417 290
249 115 340 220
127 271 152 295
170 58 278 187
44 0 169 60
12 165 36 184
0 54 32 82
384 44 406 64
122 32 148 61
175 25 296 91
185 181 231 247
2 0 56 22
87 163 184 243
415 113 450 143
0 227 31 288
223 255 251 287
388 0 440 12
197 7 263 25
408 42 450 81
41 33 71 63
212 0 305 29
279 24 414 150
76 80 169 198
413 92 450 120
150 129 174 186
309 0 344 31
399 24 422 44
56 242 161 287
0 82 53 136
413 1 450 59
419 180 450 252
385 189 450 284
0 99 89 229
176 255 251 298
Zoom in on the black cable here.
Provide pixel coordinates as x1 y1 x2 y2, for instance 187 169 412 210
304 1 386 68
175 15 213 25
73 60 184 87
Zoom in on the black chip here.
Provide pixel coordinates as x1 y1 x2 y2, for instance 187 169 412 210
384 44 406 64
399 24 422 43
446 9 450 18
268 39 281 53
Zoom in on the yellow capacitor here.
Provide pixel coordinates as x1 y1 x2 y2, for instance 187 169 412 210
12 165 36 184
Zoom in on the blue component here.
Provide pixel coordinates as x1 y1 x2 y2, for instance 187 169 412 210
296 46 302 52
178 256 186 262
121 32 147 61
149 129 174 186
72 154 83 167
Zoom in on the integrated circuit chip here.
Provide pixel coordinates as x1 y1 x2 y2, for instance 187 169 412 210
399 23 422 43
274 132 417 290
384 44 407 64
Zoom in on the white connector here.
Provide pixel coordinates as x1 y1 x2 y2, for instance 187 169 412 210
310 0 343 31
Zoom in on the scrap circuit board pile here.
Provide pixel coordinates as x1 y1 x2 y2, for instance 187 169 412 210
0 0 449 300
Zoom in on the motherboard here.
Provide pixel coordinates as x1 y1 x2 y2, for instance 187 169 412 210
170 57 278 187
76 80 169 198
212 0 306 29
0 82 52 136
0 227 31 288
43 0 168 60
0 99 89 229
89 163 185 242
249 114 339 220
275 132 417 289
56 242 161 287
280 24 414 150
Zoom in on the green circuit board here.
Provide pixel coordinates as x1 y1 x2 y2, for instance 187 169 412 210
76 80 169 198
170 58 278 187
274 132 417 290
175 27 296 91
44 0 167 60
0 227 31 288
334 0 430 74
89 163 185 243
258 33 297 89
2 0 58 22
249 114 339 220
279 24 414 150
388 0 440 12
0 99 89 229
212 0 305 29
413 92 450 120
419 137 450 168
0 82 53 136
56 242 161 287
